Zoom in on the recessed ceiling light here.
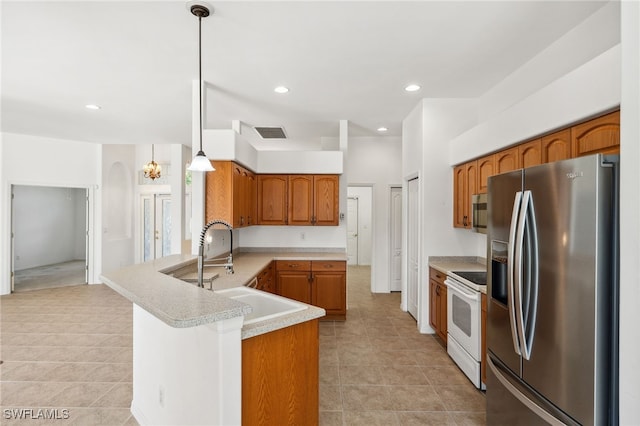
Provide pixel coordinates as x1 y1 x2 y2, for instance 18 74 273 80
85 104 101 110
274 86 289 94
377 127 388 132
404 84 421 92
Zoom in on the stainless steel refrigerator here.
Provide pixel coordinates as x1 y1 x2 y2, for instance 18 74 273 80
486 154 619 425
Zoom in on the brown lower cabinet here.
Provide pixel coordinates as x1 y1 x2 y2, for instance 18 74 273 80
242 319 319 426
276 260 346 320
255 262 275 293
429 268 447 345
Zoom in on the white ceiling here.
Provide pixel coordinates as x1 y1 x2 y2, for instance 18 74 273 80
1 1 608 149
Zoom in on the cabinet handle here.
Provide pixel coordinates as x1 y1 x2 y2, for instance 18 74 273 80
463 215 468 227
324 264 333 268
435 273 442 279
288 263 299 268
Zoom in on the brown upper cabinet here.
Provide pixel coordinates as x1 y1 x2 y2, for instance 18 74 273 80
256 174 340 226
452 109 620 230
571 111 620 157
453 161 477 228
257 175 288 225
495 146 519 175
477 155 495 194
206 161 256 228
288 175 339 226
518 139 542 169
541 129 572 163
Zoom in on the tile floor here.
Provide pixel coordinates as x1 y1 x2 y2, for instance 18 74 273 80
319 265 485 425
0 265 485 425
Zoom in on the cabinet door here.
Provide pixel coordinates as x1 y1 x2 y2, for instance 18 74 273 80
244 171 256 226
257 175 288 225
518 139 542 169
429 279 438 329
541 129 571 163
437 283 448 344
232 164 244 227
277 271 312 304
495 147 519 175
205 161 233 225
571 111 620 157
312 272 346 317
453 165 466 228
477 155 494 194
288 175 314 226
313 175 339 226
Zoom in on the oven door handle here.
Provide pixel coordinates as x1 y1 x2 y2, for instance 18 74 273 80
444 278 480 301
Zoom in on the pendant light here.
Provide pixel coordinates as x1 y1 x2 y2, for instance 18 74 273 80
143 144 162 180
187 3 215 172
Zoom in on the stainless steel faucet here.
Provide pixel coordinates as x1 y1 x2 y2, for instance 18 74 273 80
197 219 234 288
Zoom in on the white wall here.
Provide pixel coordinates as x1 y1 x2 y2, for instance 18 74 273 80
347 186 372 266
13 186 86 270
101 144 136 274
347 136 403 292
0 133 102 294
619 1 640 424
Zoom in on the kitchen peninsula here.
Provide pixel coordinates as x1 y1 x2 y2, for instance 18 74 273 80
101 250 346 426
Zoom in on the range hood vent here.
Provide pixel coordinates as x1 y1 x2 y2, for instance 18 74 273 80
254 126 287 139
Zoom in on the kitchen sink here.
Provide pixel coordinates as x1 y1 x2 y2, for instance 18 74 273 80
215 287 307 325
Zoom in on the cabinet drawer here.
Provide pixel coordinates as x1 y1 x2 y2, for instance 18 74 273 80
429 267 446 283
275 260 311 271
311 261 346 272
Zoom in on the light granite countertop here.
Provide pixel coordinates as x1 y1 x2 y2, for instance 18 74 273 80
428 256 487 294
100 250 346 338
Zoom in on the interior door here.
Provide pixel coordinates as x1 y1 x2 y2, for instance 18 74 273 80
141 194 172 262
346 197 359 265
407 178 419 319
390 187 402 291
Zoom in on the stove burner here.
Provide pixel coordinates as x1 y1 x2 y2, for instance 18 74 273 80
451 271 487 286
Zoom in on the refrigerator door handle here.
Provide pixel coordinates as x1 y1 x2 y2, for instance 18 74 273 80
515 190 530 360
508 191 523 355
488 357 569 426
521 190 539 360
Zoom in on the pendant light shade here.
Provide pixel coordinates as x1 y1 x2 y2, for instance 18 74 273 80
187 3 214 173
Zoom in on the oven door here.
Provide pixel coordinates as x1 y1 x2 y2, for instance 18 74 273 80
445 277 481 360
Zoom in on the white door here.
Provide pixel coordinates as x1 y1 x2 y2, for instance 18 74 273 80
141 194 172 261
390 187 402 291
407 178 419 319
346 197 359 265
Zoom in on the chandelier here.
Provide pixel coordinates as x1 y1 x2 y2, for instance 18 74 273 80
143 144 162 180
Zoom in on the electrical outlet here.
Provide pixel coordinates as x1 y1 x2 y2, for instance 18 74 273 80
158 385 165 407
300 232 305 240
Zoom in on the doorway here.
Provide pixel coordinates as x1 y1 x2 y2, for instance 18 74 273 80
347 186 372 266
407 177 419 319
11 185 88 292
141 194 172 262
389 186 402 292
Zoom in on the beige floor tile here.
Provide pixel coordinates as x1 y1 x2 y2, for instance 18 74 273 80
368 336 409 350
66 407 132 425
341 385 393 411
413 348 456 366
339 365 383 385
435 385 486 412
379 365 430 385
45 382 116 407
396 411 457 425
449 411 487 425
319 385 343 411
386 385 447 411
320 364 340 385
343 410 400 425
0 382 64 406
320 347 340 366
91 383 132 408
422 365 473 386
319 410 344 426
372 350 418 366
88 363 131 383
